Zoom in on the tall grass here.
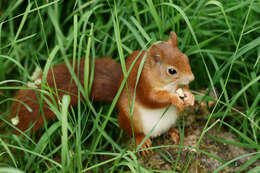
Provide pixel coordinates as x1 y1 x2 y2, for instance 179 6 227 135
0 0 259 172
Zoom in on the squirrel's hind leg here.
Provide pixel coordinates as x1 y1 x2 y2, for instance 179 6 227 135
167 127 180 145
135 134 153 156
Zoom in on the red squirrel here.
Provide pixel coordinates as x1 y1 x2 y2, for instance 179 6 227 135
117 32 194 155
10 32 194 155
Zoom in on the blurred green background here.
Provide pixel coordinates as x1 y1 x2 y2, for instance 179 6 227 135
0 0 259 172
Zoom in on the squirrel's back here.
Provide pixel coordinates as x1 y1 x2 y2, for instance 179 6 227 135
10 58 122 133
91 58 122 102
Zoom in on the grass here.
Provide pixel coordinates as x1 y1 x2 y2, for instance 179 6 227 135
0 0 260 172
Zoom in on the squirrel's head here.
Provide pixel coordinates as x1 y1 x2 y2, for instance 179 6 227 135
145 32 194 90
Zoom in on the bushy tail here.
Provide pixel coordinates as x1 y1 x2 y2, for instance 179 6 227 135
9 58 122 133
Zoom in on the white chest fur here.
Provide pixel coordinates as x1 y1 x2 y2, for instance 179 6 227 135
138 105 179 137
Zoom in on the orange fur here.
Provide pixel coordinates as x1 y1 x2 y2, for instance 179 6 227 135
9 32 194 156
117 32 195 154
10 58 122 133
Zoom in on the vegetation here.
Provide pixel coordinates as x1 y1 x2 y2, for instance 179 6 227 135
0 0 259 172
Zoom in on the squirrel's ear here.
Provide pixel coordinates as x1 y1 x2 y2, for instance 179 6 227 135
168 31 178 47
149 45 161 64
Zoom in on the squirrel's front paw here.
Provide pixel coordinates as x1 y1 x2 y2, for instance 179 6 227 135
172 96 184 112
183 90 195 106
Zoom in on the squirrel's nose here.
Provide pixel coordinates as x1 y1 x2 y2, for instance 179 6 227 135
183 74 194 85
181 74 194 85
189 74 195 82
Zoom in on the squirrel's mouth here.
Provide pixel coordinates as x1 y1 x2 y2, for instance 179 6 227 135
163 82 178 93
179 77 194 85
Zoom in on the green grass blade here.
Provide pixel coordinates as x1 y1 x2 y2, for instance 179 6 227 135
61 95 70 170
120 17 145 48
213 152 260 173
0 138 17 168
0 168 25 173
146 0 162 37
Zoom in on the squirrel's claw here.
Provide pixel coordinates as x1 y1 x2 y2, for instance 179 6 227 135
174 99 185 112
135 135 153 156
171 94 185 112
183 89 195 106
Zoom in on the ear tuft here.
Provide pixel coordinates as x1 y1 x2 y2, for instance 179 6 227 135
168 31 178 47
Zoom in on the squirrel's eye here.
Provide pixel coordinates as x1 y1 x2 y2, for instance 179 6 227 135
168 67 177 75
